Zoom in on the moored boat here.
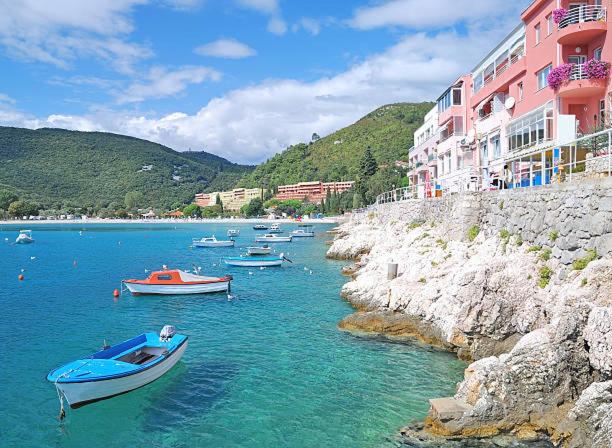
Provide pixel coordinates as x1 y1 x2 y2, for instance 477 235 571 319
15 230 34 244
227 229 240 237
224 253 290 267
122 269 232 295
192 236 235 247
47 326 188 410
269 223 282 233
255 234 292 243
247 245 272 255
253 224 268 230
291 224 315 237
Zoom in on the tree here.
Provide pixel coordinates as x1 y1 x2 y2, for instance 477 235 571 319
360 147 378 178
241 198 264 217
352 192 363 209
124 191 144 209
0 189 18 210
183 204 202 217
311 132 320 142
8 200 38 217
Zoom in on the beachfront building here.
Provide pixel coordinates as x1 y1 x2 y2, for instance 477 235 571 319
195 188 265 212
413 0 611 194
408 106 439 198
275 181 354 203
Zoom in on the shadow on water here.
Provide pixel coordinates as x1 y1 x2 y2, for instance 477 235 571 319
142 360 239 432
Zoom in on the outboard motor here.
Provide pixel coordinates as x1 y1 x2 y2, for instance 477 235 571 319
159 325 177 342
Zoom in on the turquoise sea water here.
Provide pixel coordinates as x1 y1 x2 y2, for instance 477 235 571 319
0 223 465 448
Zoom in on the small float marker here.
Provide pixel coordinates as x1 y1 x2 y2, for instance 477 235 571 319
113 289 120 298
18 274 24 281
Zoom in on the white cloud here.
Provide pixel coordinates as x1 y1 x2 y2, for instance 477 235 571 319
267 17 287 35
235 0 278 14
0 0 151 73
292 18 321 36
195 38 256 59
0 93 16 104
348 0 529 30
118 66 221 103
159 0 202 10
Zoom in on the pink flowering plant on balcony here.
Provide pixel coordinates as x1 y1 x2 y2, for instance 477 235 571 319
547 63 574 90
584 59 611 79
552 8 567 24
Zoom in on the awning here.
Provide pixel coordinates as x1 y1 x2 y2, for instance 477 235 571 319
475 92 495 112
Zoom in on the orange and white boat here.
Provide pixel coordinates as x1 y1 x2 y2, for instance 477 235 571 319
122 269 232 295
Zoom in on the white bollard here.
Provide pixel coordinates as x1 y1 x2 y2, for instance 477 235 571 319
387 262 398 280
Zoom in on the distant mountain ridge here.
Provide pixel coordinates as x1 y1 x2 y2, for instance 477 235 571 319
0 127 253 210
237 102 434 190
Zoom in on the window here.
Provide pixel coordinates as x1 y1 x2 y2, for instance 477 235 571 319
156 274 173 280
506 102 554 151
594 47 602 61
518 82 524 101
537 64 552 90
535 23 541 44
547 14 553 35
452 88 462 106
600 99 606 125
491 135 501 159
480 141 488 166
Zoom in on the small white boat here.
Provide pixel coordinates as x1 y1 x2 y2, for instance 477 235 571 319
123 269 232 295
253 224 268 230
247 245 272 255
291 225 315 237
192 236 235 247
255 234 292 243
269 223 282 233
227 229 240 237
224 253 290 267
47 326 187 410
15 230 34 244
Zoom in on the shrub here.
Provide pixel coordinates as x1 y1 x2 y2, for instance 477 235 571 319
528 245 541 253
538 266 553 288
499 229 510 240
539 248 552 261
549 230 559 241
407 220 423 230
467 225 480 242
514 234 523 246
431 261 438 267
572 249 598 271
418 277 426 283
581 278 588 287
436 238 448 250
499 200 504 210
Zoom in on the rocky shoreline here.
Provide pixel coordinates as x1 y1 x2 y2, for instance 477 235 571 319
328 185 611 447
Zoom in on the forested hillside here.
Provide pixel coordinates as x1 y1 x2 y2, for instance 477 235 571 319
238 102 433 190
0 127 253 211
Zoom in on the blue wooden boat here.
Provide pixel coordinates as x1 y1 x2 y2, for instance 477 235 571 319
47 326 188 410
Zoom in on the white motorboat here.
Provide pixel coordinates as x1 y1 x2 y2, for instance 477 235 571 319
15 229 34 244
122 269 232 295
247 245 272 255
47 326 187 410
255 234 292 243
227 229 240 237
269 223 282 233
192 236 235 247
291 225 315 237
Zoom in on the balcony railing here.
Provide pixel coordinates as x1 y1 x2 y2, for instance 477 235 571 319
427 154 435 162
473 52 524 93
558 5 606 29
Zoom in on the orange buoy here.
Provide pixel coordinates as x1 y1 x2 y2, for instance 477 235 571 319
113 289 120 297
18 274 24 281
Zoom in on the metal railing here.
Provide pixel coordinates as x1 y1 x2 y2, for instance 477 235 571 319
474 52 524 93
558 5 606 29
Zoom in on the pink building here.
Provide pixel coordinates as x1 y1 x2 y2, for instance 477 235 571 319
413 0 611 192
408 106 438 197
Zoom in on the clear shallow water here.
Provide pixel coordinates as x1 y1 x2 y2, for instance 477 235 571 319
0 223 465 448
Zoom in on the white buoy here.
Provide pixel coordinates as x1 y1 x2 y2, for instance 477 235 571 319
248 271 253 275
30 256 36 260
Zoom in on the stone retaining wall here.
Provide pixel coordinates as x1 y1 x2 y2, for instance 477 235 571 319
359 177 611 264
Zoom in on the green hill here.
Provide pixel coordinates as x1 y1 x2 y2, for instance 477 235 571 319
238 102 434 189
0 127 253 210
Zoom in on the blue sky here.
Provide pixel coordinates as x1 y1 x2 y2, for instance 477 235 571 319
0 0 531 163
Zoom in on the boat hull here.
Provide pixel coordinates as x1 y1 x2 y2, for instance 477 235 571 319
291 233 314 237
255 237 292 243
124 281 229 295
224 259 282 267
57 340 188 409
193 241 234 247
247 247 272 255
15 236 34 244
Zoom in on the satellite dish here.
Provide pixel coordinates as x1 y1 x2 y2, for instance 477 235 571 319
466 129 476 144
505 96 516 109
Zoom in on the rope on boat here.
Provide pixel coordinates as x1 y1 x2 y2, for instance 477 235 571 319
53 358 94 421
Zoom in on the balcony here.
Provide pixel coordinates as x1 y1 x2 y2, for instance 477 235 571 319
557 62 609 98
557 6 607 45
471 55 526 106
